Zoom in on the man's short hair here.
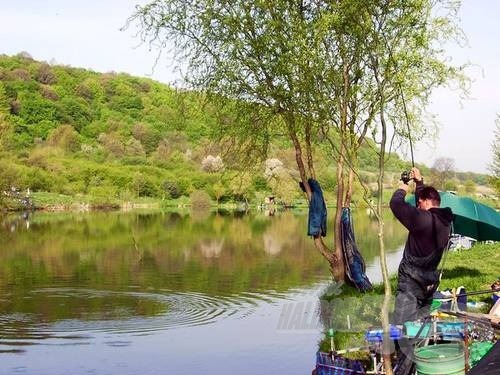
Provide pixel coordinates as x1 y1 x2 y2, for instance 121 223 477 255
419 186 441 206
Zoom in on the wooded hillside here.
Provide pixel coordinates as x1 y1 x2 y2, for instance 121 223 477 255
0 54 490 208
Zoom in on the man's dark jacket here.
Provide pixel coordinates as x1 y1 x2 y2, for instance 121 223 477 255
390 181 453 258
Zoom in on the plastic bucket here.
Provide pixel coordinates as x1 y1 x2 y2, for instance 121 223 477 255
414 343 465 375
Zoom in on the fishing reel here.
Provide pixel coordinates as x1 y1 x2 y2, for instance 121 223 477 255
400 170 411 185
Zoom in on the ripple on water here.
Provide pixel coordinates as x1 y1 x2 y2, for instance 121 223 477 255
0 287 270 346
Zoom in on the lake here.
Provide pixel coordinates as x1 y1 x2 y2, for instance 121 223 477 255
0 209 406 375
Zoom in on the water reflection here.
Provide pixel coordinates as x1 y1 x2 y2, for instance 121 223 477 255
0 208 406 298
0 209 406 374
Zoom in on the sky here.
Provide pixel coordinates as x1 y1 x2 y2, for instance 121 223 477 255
0 1 497 174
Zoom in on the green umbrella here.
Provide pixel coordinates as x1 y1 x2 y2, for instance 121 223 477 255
406 191 500 241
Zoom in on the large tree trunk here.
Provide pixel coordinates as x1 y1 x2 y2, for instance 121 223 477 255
333 142 346 282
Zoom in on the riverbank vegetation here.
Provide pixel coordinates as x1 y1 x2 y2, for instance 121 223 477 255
0 54 495 212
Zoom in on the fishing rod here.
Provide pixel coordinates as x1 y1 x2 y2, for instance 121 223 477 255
438 310 500 331
380 33 416 184
400 87 415 168
433 287 500 299
398 90 415 185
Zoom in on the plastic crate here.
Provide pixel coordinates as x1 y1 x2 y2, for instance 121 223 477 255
365 325 402 343
315 352 366 375
439 321 473 339
404 321 431 338
404 320 473 339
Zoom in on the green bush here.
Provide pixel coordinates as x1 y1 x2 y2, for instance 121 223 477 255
56 97 92 131
81 120 108 138
0 160 22 191
18 92 58 125
130 172 159 197
190 189 211 209
252 175 269 191
46 124 80 152
444 180 458 192
163 180 182 199
21 167 53 192
29 119 58 139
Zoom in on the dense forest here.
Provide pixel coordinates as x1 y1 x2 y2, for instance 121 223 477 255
0 53 492 209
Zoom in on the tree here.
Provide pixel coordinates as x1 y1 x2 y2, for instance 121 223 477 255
489 117 500 195
127 1 466 290
0 83 9 115
132 122 161 154
431 157 456 190
46 124 80 152
36 63 57 85
229 172 254 207
490 117 500 177
201 155 224 173
0 83 11 152
98 132 125 158
211 181 226 205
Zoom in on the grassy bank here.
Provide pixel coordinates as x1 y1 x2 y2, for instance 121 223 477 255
439 242 500 301
1 190 309 212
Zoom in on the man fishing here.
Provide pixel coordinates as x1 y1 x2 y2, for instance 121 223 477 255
390 167 454 325
389 167 454 375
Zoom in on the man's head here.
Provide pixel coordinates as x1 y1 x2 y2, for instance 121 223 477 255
417 186 441 210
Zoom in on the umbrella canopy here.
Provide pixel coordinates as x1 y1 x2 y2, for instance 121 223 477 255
406 191 500 241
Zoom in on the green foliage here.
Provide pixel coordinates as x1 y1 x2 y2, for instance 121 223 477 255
443 179 458 192
0 159 22 191
252 176 269 192
56 97 92 131
21 167 53 191
318 174 337 193
17 91 58 125
0 54 490 209
131 172 159 197
163 180 182 199
0 82 9 115
131 122 161 154
464 179 476 194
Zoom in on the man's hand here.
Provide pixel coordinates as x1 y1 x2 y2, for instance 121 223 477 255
410 167 423 182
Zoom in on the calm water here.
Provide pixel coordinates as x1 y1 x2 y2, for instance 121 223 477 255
0 209 406 375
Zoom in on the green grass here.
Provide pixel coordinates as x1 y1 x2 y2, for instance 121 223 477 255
439 242 500 302
31 191 77 206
